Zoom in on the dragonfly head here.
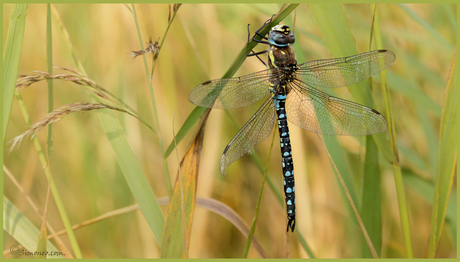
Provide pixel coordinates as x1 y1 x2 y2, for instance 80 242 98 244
268 24 295 47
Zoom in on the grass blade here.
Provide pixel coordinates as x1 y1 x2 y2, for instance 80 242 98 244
309 4 406 257
160 111 208 258
3 196 63 258
372 4 413 257
195 197 269 258
3 4 27 143
309 2 364 222
428 51 457 257
361 136 382 257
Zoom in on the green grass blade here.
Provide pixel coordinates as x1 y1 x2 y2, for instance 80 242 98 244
428 52 457 257
373 4 413 257
3 4 27 143
361 136 382 257
97 110 165 244
309 2 365 221
52 6 165 245
3 196 63 258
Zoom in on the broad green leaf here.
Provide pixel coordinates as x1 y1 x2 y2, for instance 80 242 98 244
97 110 165 245
3 196 63 258
3 4 27 143
361 136 382 257
428 53 456 257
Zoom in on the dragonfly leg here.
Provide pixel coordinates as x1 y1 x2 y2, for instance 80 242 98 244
247 50 268 67
247 24 269 45
246 24 269 66
249 15 276 44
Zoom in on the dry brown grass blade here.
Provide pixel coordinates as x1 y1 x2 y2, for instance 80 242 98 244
8 102 132 153
195 198 269 258
160 108 208 258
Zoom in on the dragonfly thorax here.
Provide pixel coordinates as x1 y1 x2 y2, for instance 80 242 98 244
268 43 298 95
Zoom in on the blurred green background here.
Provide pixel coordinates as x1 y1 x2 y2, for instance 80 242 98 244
3 4 456 258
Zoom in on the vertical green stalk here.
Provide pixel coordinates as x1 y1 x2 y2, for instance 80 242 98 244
371 4 413 257
46 3 54 161
131 4 173 197
15 92 83 258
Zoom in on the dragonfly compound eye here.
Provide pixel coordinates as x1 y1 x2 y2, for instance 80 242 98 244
269 25 295 46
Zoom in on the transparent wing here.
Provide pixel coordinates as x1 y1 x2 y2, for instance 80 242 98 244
286 80 387 136
220 97 276 175
297 49 395 88
188 69 275 109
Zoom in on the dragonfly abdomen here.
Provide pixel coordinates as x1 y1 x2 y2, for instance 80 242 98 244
275 93 296 232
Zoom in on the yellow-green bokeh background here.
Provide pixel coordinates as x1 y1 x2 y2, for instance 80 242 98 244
3 4 456 258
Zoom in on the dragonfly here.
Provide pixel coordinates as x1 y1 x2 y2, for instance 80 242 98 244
188 18 395 232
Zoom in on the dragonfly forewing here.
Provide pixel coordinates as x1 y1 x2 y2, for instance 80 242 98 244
188 69 273 109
